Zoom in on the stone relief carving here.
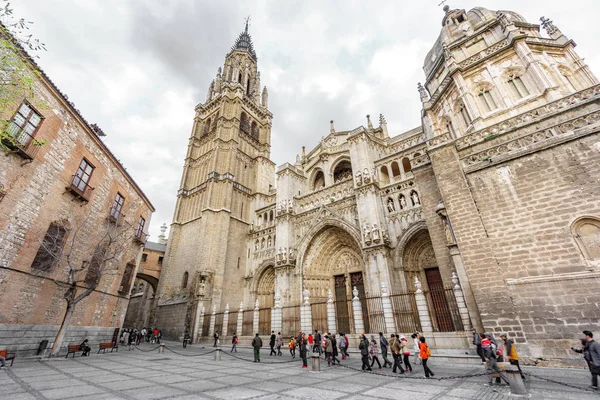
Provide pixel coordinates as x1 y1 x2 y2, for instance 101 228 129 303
372 224 381 243
387 198 395 212
363 224 372 245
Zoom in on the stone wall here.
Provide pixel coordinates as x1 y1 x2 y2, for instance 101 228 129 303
153 302 187 341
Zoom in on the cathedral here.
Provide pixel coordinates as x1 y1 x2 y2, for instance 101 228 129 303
154 6 600 364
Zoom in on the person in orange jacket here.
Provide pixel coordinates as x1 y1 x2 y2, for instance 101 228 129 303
419 336 435 378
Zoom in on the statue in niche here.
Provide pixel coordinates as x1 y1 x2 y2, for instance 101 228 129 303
254 240 259 251
387 199 395 212
267 236 272 247
411 191 420 206
282 247 288 262
372 224 381 242
382 229 390 244
399 195 407 210
355 171 363 186
198 278 206 297
288 248 296 260
363 168 371 184
363 225 372 244
444 218 454 244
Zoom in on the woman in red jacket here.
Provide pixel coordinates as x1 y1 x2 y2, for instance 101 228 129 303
419 337 435 378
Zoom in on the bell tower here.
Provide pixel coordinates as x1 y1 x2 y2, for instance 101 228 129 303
157 20 275 338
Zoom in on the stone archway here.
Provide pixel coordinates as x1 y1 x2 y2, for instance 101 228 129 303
301 225 365 334
255 265 275 334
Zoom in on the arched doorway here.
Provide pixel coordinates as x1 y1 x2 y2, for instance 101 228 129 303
123 276 156 329
401 229 455 332
302 225 365 334
256 266 275 334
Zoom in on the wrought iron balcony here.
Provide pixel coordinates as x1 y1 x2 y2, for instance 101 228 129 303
133 230 148 245
66 175 94 202
107 207 126 224
1 130 41 161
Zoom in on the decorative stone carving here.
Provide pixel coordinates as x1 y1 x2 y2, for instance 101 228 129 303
496 11 513 30
327 289 333 303
288 247 296 261
303 289 310 305
363 224 372 245
382 229 390 245
362 168 371 184
372 224 381 243
198 278 206 297
355 171 363 186
417 82 429 102
255 299 260 310
414 277 422 293
399 195 407 210
387 198 395 212
451 271 460 289
282 247 288 263
352 286 359 299
411 191 420 206
540 16 558 35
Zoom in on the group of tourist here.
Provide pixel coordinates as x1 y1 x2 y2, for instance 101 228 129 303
120 327 162 346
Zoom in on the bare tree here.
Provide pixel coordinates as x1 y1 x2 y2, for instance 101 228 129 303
35 211 140 357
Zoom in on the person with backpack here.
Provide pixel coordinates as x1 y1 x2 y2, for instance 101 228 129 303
289 336 296 358
359 334 372 371
500 333 524 380
379 332 392 368
369 335 382 369
481 333 508 386
231 332 238 352
419 336 435 378
472 328 485 363
276 332 283 356
390 334 405 374
269 331 277 356
251 333 262 362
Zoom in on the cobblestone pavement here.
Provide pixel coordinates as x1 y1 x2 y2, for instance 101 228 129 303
1 341 599 400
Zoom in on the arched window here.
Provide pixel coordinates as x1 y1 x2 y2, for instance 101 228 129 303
203 118 211 135
477 88 497 112
313 170 325 190
380 166 389 184
258 214 263 226
182 272 189 289
442 118 455 137
239 112 250 135
507 74 529 99
458 102 471 127
247 80 251 95
269 210 274 222
391 162 401 177
251 121 259 139
263 212 267 224
402 157 411 173
333 160 353 182
571 217 600 265
238 72 243 83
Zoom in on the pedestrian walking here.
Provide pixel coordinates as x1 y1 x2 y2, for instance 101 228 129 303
289 337 296 358
252 333 262 362
338 333 347 360
574 331 600 390
325 334 334 366
500 333 524 380
307 332 314 353
400 336 413 372
300 334 308 369
122 330 130 348
183 330 191 348
379 332 392 368
331 333 340 365
390 334 405 374
369 335 382 369
412 333 421 365
270 331 277 356
231 333 238 352
419 336 435 378
472 328 485 363
153 328 159 344
213 331 219 347
276 332 283 356
313 330 322 354
481 333 507 386
359 334 372 371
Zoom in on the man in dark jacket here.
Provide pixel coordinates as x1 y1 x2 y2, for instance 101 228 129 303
314 330 322 354
269 331 276 356
472 328 485 362
359 334 372 371
582 331 600 390
252 333 262 362
379 332 392 368
482 333 508 386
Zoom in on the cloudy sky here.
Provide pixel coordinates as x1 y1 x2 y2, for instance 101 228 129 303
13 0 600 239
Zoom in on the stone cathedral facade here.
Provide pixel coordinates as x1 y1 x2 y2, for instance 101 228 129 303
155 7 600 363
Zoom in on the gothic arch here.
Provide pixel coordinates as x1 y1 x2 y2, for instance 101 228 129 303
330 157 353 182
571 216 600 266
392 221 428 271
311 168 325 190
253 262 276 309
391 222 436 293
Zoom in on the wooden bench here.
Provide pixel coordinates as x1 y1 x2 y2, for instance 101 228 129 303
0 349 16 367
98 342 118 354
66 344 83 358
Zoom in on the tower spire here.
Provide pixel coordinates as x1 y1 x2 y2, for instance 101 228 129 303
232 16 257 60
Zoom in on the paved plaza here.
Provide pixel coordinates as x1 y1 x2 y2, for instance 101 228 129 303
1 341 598 400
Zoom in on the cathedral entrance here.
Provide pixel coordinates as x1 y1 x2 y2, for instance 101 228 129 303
302 225 365 334
256 266 274 335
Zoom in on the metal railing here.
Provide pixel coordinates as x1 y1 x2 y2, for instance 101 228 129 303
2 129 40 160
227 312 238 336
282 305 300 337
242 310 253 336
390 292 421 333
364 296 386 334
66 175 94 202
213 312 224 336
424 288 464 332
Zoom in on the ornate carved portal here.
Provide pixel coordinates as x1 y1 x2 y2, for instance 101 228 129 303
256 266 275 334
302 226 365 332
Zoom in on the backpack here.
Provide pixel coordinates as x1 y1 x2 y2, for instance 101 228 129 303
234 337 238 344
426 346 431 357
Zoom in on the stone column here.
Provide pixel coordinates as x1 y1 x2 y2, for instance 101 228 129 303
326 289 337 333
451 272 472 331
414 278 433 334
380 283 396 334
301 289 312 333
352 286 365 334
222 304 230 337
253 299 260 334
449 245 482 330
236 302 244 336
208 305 216 337
195 306 205 343
271 293 282 333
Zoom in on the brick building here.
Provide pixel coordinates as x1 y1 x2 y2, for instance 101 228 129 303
0 32 154 355
156 7 600 364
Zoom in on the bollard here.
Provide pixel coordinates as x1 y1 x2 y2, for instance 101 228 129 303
311 354 321 373
505 369 527 395
158 344 165 354
214 348 222 361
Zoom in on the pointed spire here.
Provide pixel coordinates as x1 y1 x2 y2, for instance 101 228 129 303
330 120 335 134
379 114 388 137
540 16 563 39
232 17 257 60
417 82 429 103
366 114 373 129
261 86 268 107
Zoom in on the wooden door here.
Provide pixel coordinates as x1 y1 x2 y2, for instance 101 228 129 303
424 268 454 332
334 275 350 334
